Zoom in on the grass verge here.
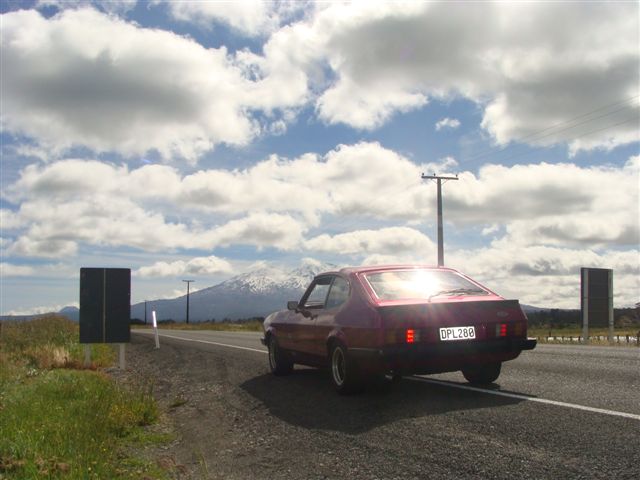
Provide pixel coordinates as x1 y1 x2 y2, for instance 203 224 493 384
0 316 168 479
133 319 263 332
528 325 639 345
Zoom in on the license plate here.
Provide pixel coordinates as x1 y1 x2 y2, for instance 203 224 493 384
439 326 476 341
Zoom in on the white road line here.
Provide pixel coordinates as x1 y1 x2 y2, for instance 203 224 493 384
412 377 640 421
137 331 268 354
135 331 639 421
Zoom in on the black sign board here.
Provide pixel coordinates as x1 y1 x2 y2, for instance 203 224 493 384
80 268 131 343
580 268 612 328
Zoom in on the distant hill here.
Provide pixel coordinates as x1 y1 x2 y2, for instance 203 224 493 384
131 261 337 322
521 304 550 313
59 306 80 321
0 306 79 323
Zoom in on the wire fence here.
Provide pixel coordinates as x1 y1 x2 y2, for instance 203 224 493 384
536 335 639 346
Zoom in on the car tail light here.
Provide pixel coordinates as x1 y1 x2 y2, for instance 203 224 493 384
406 329 421 343
496 323 508 337
514 322 524 336
384 328 423 344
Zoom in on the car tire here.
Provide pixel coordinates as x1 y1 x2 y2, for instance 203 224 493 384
268 336 293 376
329 342 364 394
462 362 501 385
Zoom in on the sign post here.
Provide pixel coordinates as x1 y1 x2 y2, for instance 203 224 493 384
79 268 131 369
580 268 613 345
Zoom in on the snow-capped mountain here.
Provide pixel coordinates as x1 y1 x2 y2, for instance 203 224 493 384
130 260 338 322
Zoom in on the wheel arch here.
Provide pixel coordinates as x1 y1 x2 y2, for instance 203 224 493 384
264 326 277 343
326 329 348 355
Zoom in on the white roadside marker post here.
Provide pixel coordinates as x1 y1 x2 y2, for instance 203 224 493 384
119 343 125 370
152 310 160 349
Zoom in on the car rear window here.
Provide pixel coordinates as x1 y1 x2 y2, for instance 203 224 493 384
364 269 489 301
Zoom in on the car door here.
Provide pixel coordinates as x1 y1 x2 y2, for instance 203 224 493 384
308 275 350 357
285 276 333 354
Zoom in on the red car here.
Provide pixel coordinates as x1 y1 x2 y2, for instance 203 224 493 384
261 265 536 394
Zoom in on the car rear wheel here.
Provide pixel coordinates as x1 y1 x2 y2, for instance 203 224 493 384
268 336 293 376
330 342 364 394
462 362 501 385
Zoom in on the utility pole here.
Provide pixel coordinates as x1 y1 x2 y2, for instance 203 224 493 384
421 173 458 267
144 300 147 325
182 280 195 324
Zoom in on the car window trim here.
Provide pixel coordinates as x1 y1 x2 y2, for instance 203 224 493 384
325 275 351 310
300 274 335 309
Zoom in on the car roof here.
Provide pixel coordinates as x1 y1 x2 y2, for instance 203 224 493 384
316 265 460 277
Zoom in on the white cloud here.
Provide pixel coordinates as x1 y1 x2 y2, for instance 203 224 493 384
4 157 311 255
435 118 461 131
7 237 78 258
625 155 640 170
430 156 459 172
155 287 201 300
4 147 638 260
176 142 432 221
481 224 500 236
15 201 304 255
447 161 639 247
0 262 35 276
136 255 233 278
0 8 299 162
155 0 284 37
0 209 24 229
1 142 424 222
37 1 137 16
305 227 435 257
4 4 635 162
316 76 428 129
447 245 639 309
205 213 306 251
281 2 639 150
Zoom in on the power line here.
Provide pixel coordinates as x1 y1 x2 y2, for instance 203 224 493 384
491 116 638 166
461 94 639 165
569 116 638 141
508 94 639 144
519 103 637 144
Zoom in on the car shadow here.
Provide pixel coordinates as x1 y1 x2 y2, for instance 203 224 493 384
240 367 529 434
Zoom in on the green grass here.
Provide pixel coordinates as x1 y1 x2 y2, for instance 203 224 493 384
0 315 114 371
0 316 169 479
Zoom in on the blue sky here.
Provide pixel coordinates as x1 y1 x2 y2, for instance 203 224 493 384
1 0 638 314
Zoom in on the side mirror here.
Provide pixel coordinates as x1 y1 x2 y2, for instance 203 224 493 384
287 301 298 311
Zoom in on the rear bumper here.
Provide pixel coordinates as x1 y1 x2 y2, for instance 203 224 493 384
349 337 537 374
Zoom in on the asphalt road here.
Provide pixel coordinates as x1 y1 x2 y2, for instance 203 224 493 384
133 329 640 479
